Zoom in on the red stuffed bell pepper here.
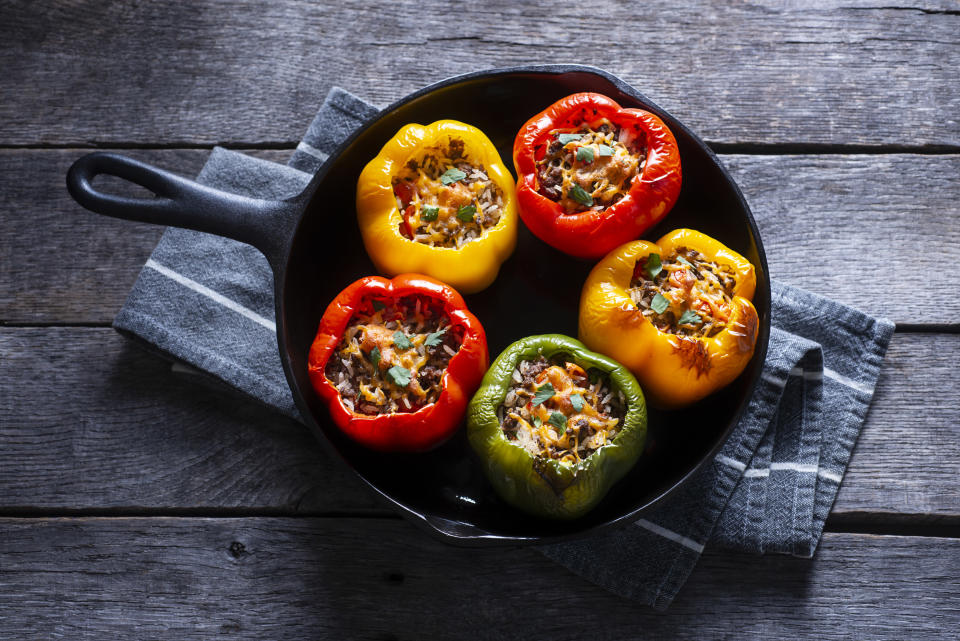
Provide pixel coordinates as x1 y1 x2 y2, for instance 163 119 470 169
513 92 682 259
308 274 488 452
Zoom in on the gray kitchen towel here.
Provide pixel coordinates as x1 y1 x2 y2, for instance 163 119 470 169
113 87 895 610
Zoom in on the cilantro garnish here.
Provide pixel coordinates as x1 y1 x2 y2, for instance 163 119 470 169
558 133 584 144
548 412 568 431
645 253 663 279
425 328 447 348
570 393 584 412
440 168 467 185
569 184 593 207
532 382 555 406
386 365 411 387
393 331 413 350
651 293 670 315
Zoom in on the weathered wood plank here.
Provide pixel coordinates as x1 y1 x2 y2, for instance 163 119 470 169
724 154 960 320
1 328 957 518
1 0 957 147
0 327 380 513
3 150 958 324
0 517 956 639
0 148 286 325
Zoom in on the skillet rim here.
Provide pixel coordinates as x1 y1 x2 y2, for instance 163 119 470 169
274 64 771 546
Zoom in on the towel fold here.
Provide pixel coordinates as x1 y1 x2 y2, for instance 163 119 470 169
113 87 894 609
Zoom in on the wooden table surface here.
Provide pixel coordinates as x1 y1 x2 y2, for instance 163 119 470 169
2 1 959 638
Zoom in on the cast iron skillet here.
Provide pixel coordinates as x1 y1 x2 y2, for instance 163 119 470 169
67 64 770 546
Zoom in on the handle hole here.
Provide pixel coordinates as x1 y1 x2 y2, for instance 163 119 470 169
92 173 162 200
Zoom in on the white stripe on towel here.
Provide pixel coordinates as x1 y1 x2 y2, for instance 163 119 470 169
635 519 705 554
297 140 329 162
761 372 788 388
715 454 746 472
145 259 277 332
789 367 823 381
823 367 874 394
731 461 843 484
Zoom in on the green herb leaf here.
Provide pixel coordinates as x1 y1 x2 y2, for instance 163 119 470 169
597 144 615 157
676 255 694 268
557 133 584 144
368 346 381 369
645 253 663 279
678 310 703 325
570 393 584 412
532 382 555 406
575 146 594 163
372 300 386 311
456 204 477 222
425 328 447 347
440 168 467 185
420 206 439 222
549 412 568 431
533 416 542 428
386 365 411 387
651 293 670 314
569 184 594 207
393 331 413 350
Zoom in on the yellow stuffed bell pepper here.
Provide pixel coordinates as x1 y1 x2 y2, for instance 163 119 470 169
356 120 518 294
579 229 759 409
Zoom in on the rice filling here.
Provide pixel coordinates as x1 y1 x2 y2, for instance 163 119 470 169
324 296 463 415
497 355 626 465
392 136 504 249
536 119 646 213
629 247 738 337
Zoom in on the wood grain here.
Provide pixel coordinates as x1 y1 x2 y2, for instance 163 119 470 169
1 1 957 147
0 517 957 639
3 150 958 324
1 327 956 518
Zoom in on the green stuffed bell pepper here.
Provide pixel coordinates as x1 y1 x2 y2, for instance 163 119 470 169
467 334 647 519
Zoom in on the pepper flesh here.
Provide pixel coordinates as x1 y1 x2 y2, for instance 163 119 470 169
579 229 759 409
356 120 518 294
467 334 647 520
308 274 489 452
513 92 681 259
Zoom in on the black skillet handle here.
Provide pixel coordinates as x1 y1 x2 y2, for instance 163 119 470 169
66 152 301 270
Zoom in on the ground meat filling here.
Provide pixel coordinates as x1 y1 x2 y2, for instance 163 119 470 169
629 247 739 338
536 119 646 213
496 355 627 465
324 296 463 415
392 136 505 249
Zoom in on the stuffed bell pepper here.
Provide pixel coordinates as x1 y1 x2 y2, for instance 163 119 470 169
579 229 759 409
308 274 488 452
467 334 646 519
513 92 681 259
356 120 518 294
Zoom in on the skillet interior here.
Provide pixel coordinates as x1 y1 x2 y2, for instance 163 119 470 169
279 67 770 545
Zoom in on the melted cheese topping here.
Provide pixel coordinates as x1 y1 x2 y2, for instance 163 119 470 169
324 297 461 415
536 120 645 213
500 358 624 465
393 138 504 249
629 248 738 337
